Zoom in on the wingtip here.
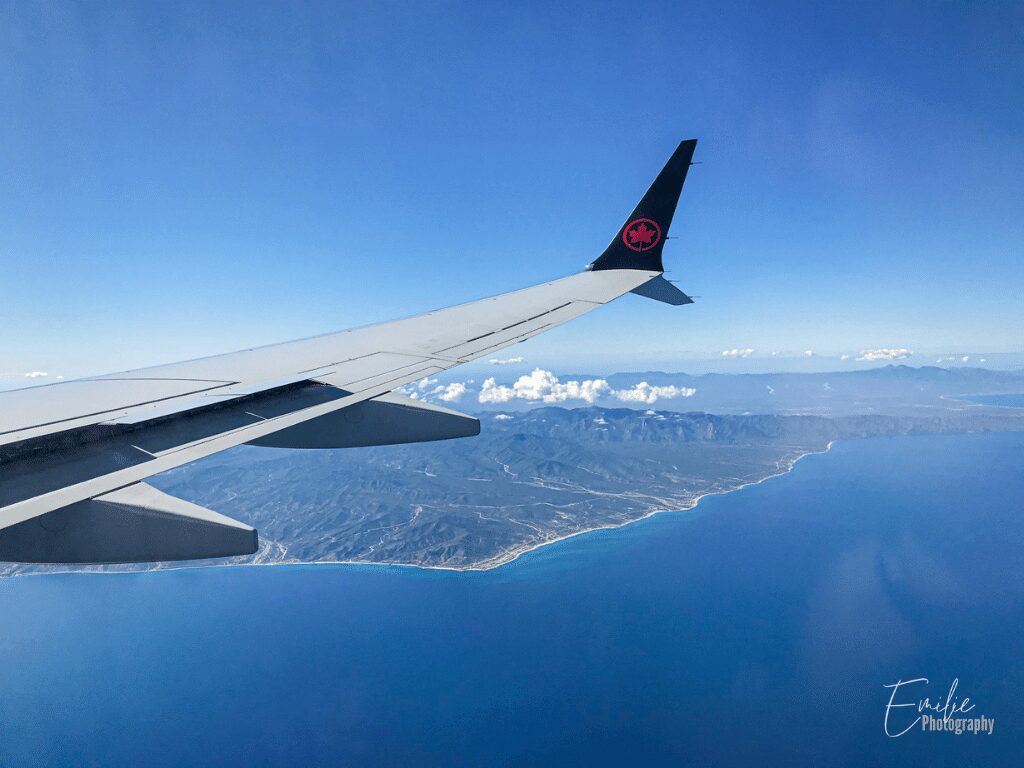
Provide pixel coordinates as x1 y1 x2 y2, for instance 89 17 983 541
590 140 698 273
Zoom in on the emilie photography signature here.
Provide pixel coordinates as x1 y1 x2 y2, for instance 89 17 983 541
883 678 995 737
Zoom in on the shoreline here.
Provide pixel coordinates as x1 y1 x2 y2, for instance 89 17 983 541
2 440 836 580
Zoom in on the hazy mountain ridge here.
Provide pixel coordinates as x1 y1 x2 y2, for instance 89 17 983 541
509 365 1024 415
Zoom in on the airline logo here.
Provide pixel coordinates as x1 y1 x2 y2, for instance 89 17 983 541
622 218 661 252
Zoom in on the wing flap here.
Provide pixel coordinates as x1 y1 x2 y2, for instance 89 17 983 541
313 353 444 392
433 300 597 361
0 378 235 444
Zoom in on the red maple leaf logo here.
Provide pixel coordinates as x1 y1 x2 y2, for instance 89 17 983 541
628 223 656 245
622 218 661 251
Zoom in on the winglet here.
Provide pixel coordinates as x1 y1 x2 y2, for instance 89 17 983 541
590 139 697 273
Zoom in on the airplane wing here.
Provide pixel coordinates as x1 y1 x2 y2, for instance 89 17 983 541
0 139 698 564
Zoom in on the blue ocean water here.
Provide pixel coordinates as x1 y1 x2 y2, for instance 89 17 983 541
1 432 1022 767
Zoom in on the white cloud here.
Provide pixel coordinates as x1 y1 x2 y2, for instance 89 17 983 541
477 369 696 406
803 349 815 357
840 354 850 361
494 413 513 421
435 382 466 402
856 348 912 362
479 369 610 404
721 348 754 358
488 357 524 365
400 377 467 403
24 371 49 378
962 355 970 362
766 385 775 395
611 382 696 404
478 379 513 403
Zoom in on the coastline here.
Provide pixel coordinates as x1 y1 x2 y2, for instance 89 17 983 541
3 440 836 580
451 438 836 572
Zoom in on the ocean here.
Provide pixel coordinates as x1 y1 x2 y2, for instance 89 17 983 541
1 432 1021 767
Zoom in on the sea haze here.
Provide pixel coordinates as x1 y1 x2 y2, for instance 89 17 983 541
0 431 1021 767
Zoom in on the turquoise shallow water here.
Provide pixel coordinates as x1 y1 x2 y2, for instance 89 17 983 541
1 432 1022 767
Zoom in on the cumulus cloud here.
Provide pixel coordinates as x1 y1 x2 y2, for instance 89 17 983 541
479 369 610 404
477 378 521 404
434 382 466 402
721 348 754 358
477 369 696 406
494 413 513 421
840 354 850 361
402 380 469 403
856 348 912 362
24 371 49 378
611 382 696 404
488 357 524 365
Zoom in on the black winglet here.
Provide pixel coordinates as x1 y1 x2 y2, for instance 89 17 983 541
589 139 697 272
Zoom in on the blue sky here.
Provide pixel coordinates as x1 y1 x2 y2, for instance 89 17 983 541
1 1 1021 383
